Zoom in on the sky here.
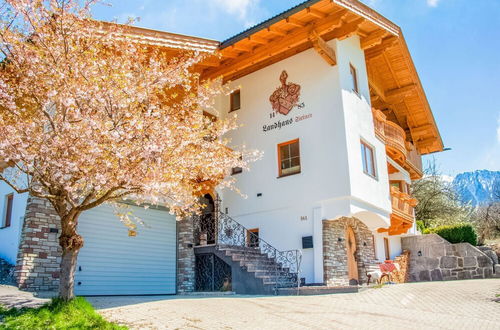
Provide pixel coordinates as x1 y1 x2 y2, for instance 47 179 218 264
92 0 500 176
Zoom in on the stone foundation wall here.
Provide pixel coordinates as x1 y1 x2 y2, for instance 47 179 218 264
15 196 61 292
323 217 375 286
177 217 195 293
402 234 495 282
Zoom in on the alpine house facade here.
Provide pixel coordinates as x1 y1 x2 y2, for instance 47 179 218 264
0 0 443 295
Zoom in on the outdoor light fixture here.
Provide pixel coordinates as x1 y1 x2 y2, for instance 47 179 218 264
418 250 422 257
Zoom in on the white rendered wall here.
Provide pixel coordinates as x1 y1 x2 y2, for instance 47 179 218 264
0 183 28 264
219 36 393 283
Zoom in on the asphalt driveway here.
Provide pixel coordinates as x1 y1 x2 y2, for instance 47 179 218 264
87 279 500 330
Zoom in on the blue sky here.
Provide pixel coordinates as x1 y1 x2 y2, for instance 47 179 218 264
92 0 500 176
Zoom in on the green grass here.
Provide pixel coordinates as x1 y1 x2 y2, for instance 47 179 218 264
0 297 127 330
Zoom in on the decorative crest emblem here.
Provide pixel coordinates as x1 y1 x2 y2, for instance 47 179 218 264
269 70 301 116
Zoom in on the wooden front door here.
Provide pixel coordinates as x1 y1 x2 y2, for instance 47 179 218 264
346 226 359 285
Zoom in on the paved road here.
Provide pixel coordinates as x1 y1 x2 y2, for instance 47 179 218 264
88 279 500 330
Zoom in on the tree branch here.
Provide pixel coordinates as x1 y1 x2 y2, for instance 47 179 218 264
0 174 29 194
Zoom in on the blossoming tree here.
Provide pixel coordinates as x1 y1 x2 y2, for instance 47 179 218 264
0 0 252 300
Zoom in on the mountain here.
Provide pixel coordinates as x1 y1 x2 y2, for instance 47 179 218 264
452 170 500 206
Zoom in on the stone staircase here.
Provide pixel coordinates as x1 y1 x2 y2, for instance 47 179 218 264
218 246 299 290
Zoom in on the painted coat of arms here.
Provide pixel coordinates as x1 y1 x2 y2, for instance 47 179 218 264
269 70 301 116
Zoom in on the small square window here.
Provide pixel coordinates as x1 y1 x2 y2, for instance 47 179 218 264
230 90 241 112
361 141 377 178
3 194 13 228
231 167 243 175
231 155 243 175
278 139 301 177
349 64 359 94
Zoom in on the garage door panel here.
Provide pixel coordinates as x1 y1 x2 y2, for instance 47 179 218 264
74 204 176 296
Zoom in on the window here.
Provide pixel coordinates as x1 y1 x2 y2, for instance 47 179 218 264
231 155 243 175
229 90 241 112
390 180 403 191
384 237 390 260
361 141 376 178
349 64 359 94
278 139 301 177
2 194 13 228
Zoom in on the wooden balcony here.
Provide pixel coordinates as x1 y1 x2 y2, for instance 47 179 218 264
373 109 386 142
372 109 423 178
379 186 418 236
384 121 407 164
404 143 423 179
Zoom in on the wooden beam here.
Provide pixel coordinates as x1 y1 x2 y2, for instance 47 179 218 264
247 35 268 45
309 31 336 66
408 124 433 139
198 56 220 67
306 7 327 18
368 68 387 103
286 17 306 27
365 36 398 59
203 11 349 80
361 29 388 50
322 17 364 41
385 83 417 99
267 26 287 36
230 43 253 53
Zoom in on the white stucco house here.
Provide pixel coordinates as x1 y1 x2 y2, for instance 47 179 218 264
0 0 443 295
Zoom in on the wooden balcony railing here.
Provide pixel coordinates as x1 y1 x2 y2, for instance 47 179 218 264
405 143 423 179
384 121 407 163
378 187 418 236
372 109 386 142
390 186 418 222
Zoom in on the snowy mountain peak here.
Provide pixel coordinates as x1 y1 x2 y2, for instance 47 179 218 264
452 170 500 206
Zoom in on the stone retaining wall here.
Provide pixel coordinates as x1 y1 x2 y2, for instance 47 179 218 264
15 196 61 292
323 217 375 286
401 234 495 282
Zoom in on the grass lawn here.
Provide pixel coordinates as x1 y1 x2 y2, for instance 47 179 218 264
0 297 126 329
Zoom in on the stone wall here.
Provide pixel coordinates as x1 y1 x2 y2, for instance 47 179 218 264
177 217 195 293
323 217 375 286
15 196 61 292
402 234 495 282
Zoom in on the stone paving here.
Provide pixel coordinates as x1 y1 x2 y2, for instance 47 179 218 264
0 285 49 309
88 279 500 330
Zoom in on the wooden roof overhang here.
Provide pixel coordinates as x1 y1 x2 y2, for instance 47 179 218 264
200 0 443 155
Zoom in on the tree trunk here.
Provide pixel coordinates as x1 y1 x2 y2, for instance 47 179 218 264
59 248 80 300
58 213 83 301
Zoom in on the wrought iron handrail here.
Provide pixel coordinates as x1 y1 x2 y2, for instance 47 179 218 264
215 212 302 292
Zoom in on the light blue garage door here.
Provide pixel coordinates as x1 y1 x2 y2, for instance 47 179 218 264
74 204 176 296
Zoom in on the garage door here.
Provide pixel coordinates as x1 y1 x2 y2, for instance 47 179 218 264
74 204 176 296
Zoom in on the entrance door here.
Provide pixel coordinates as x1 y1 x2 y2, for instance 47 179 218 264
346 226 359 285
194 194 216 246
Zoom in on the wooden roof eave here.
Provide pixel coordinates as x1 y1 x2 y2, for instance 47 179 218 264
395 33 444 154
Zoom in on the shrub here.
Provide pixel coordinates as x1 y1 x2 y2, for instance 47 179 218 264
416 220 427 233
426 223 478 246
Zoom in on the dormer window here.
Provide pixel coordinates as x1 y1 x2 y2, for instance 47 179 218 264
230 90 241 112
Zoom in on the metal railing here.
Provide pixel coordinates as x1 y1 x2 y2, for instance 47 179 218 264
194 211 302 292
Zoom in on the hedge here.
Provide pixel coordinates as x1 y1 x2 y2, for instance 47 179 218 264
424 223 478 246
